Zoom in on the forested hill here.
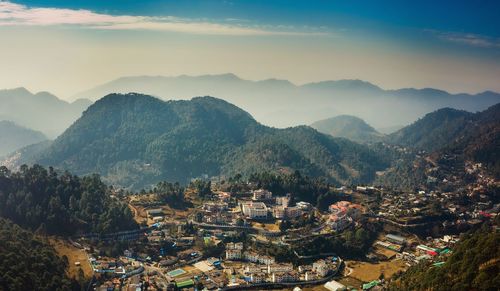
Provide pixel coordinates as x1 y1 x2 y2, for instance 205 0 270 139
311 115 383 143
388 226 499 290
0 218 79 291
385 107 474 151
0 165 137 235
32 93 388 189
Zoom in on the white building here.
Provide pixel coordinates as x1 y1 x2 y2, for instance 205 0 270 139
244 252 260 263
268 263 293 274
272 272 298 283
242 202 268 219
285 207 302 219
324 280 346 291
296 201 312 211
250 272 267 283
258 255 275 265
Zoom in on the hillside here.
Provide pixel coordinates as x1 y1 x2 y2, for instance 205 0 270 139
311 115 383 143
73 74 500 129
385 108 474 151
0 165 137 235
31 94 388 189
0 120 47 157
0 218 78 291
0 88 92 138
388 226 499 290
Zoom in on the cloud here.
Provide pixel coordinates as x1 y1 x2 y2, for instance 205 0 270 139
0 1 326 36
427 29 500 48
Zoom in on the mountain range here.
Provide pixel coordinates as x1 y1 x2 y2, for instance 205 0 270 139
73 74 500 129
0 120 47 157
0 88 92 138
6 93 388 190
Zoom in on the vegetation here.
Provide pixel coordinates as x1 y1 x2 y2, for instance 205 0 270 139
0 164 137 235
389 226 500 291
0 218 80 291
32 93 388 189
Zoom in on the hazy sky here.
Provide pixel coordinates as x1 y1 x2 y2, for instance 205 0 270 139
1 0 499 99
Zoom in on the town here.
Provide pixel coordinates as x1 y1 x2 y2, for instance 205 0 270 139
63 168 498 291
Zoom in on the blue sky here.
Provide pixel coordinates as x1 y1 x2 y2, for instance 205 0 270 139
1 0 499 97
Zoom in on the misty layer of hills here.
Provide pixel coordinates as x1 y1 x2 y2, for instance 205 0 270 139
311 115 384 143
0 88 92 138
74 74 500 129
0 120 47 157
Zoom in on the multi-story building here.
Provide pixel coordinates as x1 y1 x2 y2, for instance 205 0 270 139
225 249 242 260
242 202 268 219
268 263 293 274
252 189 273 200
244 252 260 263
313 260 330 277
296 201 312 211
258 255 275 265
250 272 267 283
272 271 298 283
273 206 286 219
275 194 291 207
285 207 302 219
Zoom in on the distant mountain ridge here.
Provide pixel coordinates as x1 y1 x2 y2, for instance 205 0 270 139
0 120 47 157
13 93 388 190
0 87 92 138
311 115 383 143
73 74 500 129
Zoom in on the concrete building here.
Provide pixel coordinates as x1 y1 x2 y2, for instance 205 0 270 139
242 202 268 219
252 189 273 200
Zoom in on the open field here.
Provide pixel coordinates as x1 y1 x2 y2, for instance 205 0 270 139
250 221 280 231
48 238 93 279
346 259 407 282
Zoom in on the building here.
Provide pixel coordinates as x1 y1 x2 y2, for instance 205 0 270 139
242 202 268 219
296 201 312 211
272 271 298 283
244 252 260 263
257 255 275 265
285 207 302 219
226 249 242 260
203 202 228 212
324 280 346 291
305 272 318 281
313 260 330 277
268 263 293 274
385 234 406 245
273 206 285 219
147 208 163 216
250 272 267 283
252 189 273 200
276 194 291 207
328 213 352 232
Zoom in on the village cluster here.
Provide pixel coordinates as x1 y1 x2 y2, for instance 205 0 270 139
76 178 499 291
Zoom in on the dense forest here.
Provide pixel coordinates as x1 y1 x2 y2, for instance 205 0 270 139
19 93 389 189
0 164 137 235
388 225 500 290
311 114 384 143
0 218 80 291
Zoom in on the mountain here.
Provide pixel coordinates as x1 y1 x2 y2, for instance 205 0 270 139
311 115 383 143
0 88 92 138
385 108 474 151
73 74 500 130
24 93 388 190
0 120 47 157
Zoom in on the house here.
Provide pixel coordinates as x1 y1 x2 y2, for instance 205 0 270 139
296 201 312 211
257 255 275 265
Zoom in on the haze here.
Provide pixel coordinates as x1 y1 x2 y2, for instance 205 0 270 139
1 0 500 100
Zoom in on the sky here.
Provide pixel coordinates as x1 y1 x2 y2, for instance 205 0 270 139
0 0 499 98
